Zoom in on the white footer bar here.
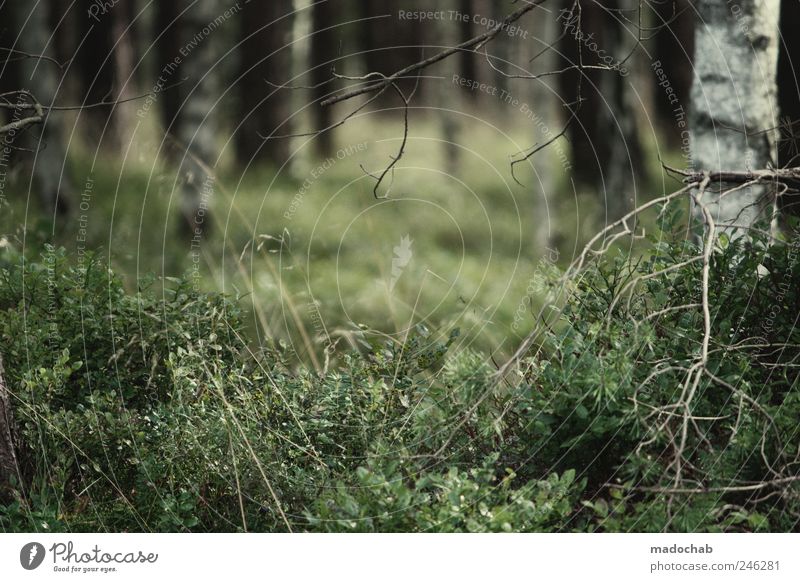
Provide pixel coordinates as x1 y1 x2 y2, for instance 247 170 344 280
1 533 797 581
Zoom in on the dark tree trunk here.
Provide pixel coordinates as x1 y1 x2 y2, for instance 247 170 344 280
558 0 609 187
310 0 337 157
777 0 800 216
47 0 81 107
458 0 477 97
156 1 183 133
778 0 800 166
558 0 643 221
653 0 694 149
236 0 294 166
357 0 427 107
0 5 21 123
0 356 21 500
48 0 75 71
12 1 72 215
70 0 138 154
488 0 510 96
77 0 115 140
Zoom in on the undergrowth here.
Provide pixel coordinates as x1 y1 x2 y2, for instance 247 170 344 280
0 215 798 532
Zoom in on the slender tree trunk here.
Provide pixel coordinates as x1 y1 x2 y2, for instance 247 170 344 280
357 0 427 107
77 0 114 141
527 8 559 253
65 0 137 153
558 0 642 223
156 1 183 134
599 21 644 223
310 0 336 157
49 0 76 96
176 0 222 238
777 0 800 217
558 0 606 187
653 0 695 149
458 0 477 99
436 0 462 174
689 0 781 233
110 0 138 153
0 355 21 499
488 0 510 97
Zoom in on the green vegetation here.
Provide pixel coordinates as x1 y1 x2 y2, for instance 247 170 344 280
2 118 679 369
2 207 797 532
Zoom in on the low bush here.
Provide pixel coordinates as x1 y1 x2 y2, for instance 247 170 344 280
0 218 798 531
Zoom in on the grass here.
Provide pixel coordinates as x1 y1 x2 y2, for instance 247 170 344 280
0 111 681 366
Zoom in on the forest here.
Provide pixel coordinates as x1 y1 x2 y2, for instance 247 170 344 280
0 0 799 534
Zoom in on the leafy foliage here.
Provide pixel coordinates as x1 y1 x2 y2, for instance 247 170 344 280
1 220 798 531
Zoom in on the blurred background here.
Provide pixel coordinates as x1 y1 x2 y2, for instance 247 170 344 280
1 0 798 365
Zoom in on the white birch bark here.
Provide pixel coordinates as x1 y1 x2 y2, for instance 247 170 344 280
689 0 781 234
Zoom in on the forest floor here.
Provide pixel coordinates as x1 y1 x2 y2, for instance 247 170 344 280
1 115 679 364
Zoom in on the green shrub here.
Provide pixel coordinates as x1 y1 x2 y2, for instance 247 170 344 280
307 458 577 532
1 217 798 532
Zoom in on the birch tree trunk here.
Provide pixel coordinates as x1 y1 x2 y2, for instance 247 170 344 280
689 0 781 234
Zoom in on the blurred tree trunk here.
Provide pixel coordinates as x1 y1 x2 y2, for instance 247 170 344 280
777 0 800 216
236 0 294 166
46 0 83 109
0 356 21 500
689 0 781 233
357 0 427 107
72 0 138 153
310 0 336 157
156 1 183 133
527 9 560 253
77 0 114 140
488 0 510 96
13 1 72 215
437 0 463 173
558 0 643 223
176 0 222 237
110 0 138 153
0 5 20 116
598 5 643 223
458 0 477 98
653 0 694 148
558 0 603 186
